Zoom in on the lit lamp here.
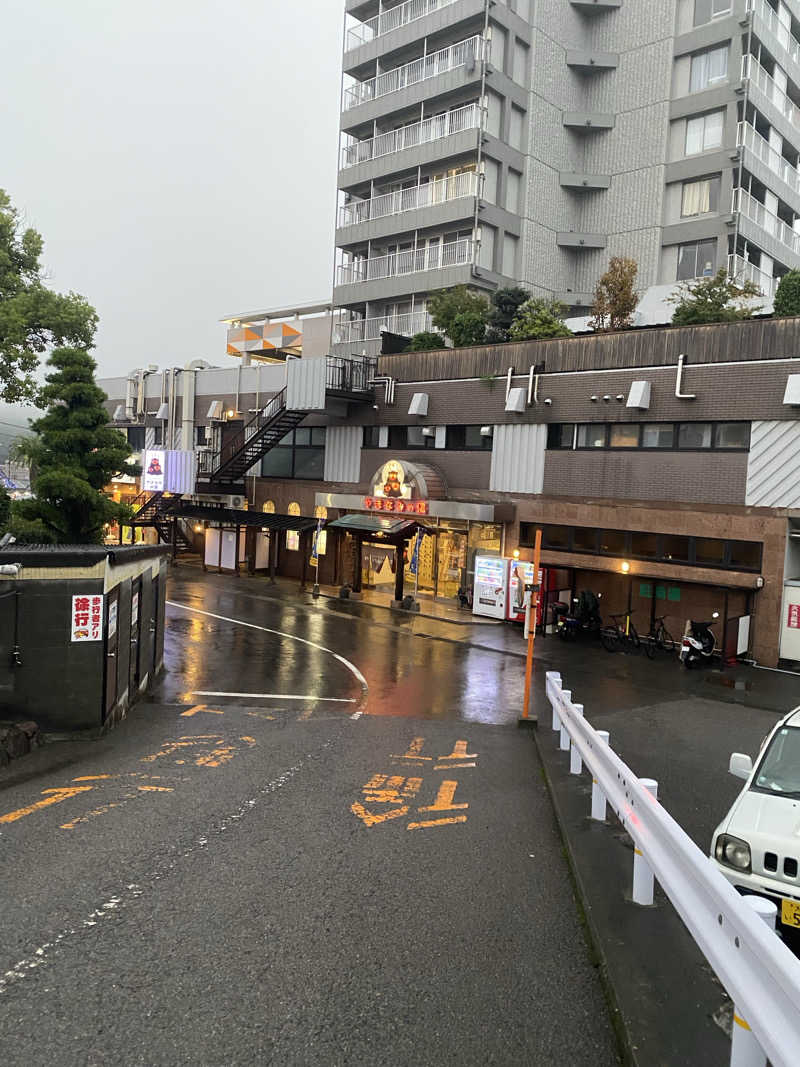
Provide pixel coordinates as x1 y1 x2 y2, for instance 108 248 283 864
621 561 631 573
512 548 521 559
194 524 204 533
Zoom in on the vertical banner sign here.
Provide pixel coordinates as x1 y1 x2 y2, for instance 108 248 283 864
409 531 424 576
71 594 104 642
311 518 321 567
143 450 165 492
788 604 800 629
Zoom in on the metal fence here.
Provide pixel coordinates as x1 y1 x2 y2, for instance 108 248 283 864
545 671 800 1067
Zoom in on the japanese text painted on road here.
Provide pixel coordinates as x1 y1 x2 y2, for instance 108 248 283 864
351 737 477 831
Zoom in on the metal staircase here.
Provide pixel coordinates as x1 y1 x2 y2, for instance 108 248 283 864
130 491 193 551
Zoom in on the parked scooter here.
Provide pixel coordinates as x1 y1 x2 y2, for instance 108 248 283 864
679 612 719 668
553 590 603 641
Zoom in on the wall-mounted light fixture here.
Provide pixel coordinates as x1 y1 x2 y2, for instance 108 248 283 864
512 548 521 559
620 561 631 573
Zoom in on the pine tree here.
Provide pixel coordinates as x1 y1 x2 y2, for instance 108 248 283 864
485 286 531 343
11 347 137 543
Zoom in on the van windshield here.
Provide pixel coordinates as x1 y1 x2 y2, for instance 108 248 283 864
752 726 800 798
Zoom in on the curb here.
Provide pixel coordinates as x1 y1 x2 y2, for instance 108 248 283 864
316 589 502 628
532 726 636 1067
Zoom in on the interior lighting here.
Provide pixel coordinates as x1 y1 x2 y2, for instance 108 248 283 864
512 548 521 559
621 561 631 573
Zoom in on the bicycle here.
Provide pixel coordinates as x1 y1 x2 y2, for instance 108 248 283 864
600 611 641 654
646 614 675 655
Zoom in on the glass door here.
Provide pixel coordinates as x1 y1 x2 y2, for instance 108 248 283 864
435 529 468 601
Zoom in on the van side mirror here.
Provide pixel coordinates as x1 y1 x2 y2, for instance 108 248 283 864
729 753 753 780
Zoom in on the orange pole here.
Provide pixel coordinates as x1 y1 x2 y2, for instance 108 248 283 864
521 528 542 720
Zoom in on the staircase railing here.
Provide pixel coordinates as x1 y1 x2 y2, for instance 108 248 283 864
198 388 288 479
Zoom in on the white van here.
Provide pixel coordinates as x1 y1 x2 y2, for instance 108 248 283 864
711 706 800 934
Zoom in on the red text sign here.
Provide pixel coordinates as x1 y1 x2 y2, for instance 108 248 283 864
71 594 104 642
364 497 429 515
788 604 800 629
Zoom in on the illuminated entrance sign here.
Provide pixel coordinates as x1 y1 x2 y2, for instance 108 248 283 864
364 497 429 515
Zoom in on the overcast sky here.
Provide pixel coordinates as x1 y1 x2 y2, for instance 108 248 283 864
2 0 343 390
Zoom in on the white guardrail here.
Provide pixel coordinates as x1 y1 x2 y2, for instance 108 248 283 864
545 671 800 1067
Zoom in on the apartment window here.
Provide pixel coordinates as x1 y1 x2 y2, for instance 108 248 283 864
506 169 522 213
194 424 208 447
714 422 750 449
406 425 437 449
576 424 608 448
541 524 571 549
509 105 525 151
388 425 407 449
573 526 598 553
363 426 383 448
681 176 721 216
261 427 325 479
695 537 726 566
676 238 717 280
547 424 575 449
728 540 762 570
609 424 640 448
694 0 731 26
446 425 493 450
678 422 713 448
662 535 690 562
642 423 675 448
689 45 728 92
127 426 145 450
502 233 519 277
685 110 724 155
631 530 659 558
600 529 628 555
152 424 163 447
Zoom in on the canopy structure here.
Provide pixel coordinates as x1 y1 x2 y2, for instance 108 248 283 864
173 502 319 533
327 513 430 603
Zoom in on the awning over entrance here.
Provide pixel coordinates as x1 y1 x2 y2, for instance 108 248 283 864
173 502 319 532
327 514 427 538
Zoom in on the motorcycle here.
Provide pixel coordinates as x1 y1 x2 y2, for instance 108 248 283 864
679 612 719 668
553 590 603 641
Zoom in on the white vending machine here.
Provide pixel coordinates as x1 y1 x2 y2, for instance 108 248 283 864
507 561 542 622
472 556 509 619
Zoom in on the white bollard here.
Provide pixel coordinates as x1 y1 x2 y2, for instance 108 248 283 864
632 779 658 905
591 730 610 821
570 704 584 774
730 897 777 1067
559 692 571 750
549 674 562 732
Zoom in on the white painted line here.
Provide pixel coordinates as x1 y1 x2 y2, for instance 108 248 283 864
166 600 369 693
350 710 363 720
192 690 356 704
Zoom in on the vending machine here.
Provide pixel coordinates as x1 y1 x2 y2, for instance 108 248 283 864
507 562 543 622
472 556 509 619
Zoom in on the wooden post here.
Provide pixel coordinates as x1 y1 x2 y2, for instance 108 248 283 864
521 528 542 724
394 543 405 603
234 525 241 577
352 537 363 593
300 530 309 590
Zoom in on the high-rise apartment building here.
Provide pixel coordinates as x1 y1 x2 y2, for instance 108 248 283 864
333 0 800 354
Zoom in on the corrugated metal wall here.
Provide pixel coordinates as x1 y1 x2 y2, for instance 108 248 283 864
324 426 362 483
746 420 800 507
489 424 546 494
287 357 327 411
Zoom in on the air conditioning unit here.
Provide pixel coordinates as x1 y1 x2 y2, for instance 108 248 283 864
421 427 435 437
480 426 493 437
228 495 244 509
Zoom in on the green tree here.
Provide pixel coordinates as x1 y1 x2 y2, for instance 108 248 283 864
11 347 137 544
485 286 530 343
427 285 489 347
773 270 800 317
509 298 573 341
0 189 98 403
589 256 639 331
669 269 762 326
407 330 447 351
0 486 9 533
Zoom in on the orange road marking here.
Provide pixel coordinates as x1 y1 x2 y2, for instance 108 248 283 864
407 815 468 830
240 736 256 744
351 801 410 827
180 704 224 718
418 780 468 814
246 711 276 721
0 786 94 825
391 736 432 765
438 741 477 760
137 785 173 793
434 762 476 770
72 775 113 782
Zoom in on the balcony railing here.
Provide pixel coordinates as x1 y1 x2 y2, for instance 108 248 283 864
737 121 800 195
343 34 485 109
346 0 459 50
337 237 474 284
339 170 479 227
727 253 778 298
341 100 481 168
747 0 800 68
333 311 437 344
733 186 800 254
741 54 800 137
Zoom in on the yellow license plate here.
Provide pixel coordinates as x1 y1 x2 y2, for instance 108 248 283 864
781 899 800 928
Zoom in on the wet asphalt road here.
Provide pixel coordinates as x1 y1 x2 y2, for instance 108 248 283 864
0 569 620 1067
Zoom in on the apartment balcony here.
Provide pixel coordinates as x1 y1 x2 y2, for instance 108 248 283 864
747 0 800 78
741 54 800 147
733 186 800 266
341 33 485 125
346 0 460 50
344 0 486 71
562 111 615 131
559 172 611 190
565 50 619 72
728 253 778 299
334 238 476 304
556 232 607 249
338 170 479 243
737 121 800 213
570 0 621 10
332 311 438 347
341 101 481 170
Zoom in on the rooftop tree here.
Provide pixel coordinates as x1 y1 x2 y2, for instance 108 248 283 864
589 256 639 332
485 286 531 343
509 297 572 341
773 270 800 317
11 347 137 544
427 285 490 347
669 269 762 326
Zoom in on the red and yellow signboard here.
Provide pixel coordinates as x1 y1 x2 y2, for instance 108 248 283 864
364 497 429 515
